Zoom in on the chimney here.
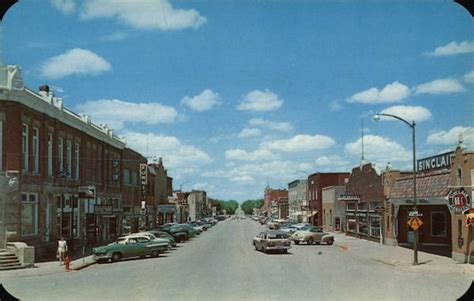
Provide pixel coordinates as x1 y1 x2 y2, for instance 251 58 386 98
39 84 50 93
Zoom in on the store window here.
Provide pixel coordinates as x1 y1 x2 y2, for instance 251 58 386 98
21 193 38 236
347 219 356 232
431 211 447 237
346 203 356 211
370 216 381 237
358 215 368 235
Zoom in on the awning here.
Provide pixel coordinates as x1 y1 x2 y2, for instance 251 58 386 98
306 211 317 218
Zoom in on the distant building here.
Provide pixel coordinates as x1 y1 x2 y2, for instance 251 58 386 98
322 186 345 232
263 186 288 218
288 179 308 222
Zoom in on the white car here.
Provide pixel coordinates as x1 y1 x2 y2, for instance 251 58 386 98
290 227 334 245
129 232 171 249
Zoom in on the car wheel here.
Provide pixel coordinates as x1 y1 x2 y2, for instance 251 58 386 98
151 250 160 258
111 252 122 262
282 249 288 254
294 241 300 245
307 238 314 245
327 239 334 245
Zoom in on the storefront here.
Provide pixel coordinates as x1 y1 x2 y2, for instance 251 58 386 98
389 152 453 257
340 163 385 243
157 204 177 225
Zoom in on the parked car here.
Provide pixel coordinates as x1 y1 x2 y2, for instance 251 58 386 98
131 232 174 249
177 224 200 237
252 230 292 254
290 227 334 245
279 223 298 235
293 223 313 230
187 221 205 233
93 235 169 263
266 219 279 230
146 230 177 247
154 227 188 243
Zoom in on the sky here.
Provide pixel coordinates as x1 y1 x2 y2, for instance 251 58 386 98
2 0 473 201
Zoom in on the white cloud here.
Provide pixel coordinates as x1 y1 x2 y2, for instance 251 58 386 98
124 131 212 169
229 175 255 184
464 70 474 84
427 126 474 148
101 31 132 42
347 81 410 104
414 78 465 95
262 134 335 152
345 135 411 163
41 48 111 79
225 148 277 162
181 89 221 112
315 155 349 167
248 118 293 132
378 105 432 123
50 0 76 14
80 0 206 31
329 100 343 111
76 99 178 130
237 89 283 111
428 41 474 56
238 128 261 138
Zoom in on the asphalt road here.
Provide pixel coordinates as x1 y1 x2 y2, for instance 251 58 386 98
1 219 472 301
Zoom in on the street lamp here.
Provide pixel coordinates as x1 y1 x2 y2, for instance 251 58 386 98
374 112 418 265
179 180 193 192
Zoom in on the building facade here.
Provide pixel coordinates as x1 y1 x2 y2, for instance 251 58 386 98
307 173 349 226
322 186 345 232
339 164 385 242
288 179 308 222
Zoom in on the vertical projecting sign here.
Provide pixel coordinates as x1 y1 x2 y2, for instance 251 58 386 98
140 164 147 213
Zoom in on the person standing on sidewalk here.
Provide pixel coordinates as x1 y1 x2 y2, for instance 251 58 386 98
57 237 68 265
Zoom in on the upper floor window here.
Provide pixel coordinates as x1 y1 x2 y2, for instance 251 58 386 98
21 124 28 172
123 168 131 185
32 127 39 174
131 171 138 186
456 168 462 187
58 137 64 173
0 120 3 171
47 133 53 176
66 140 72 177
74 143 80 180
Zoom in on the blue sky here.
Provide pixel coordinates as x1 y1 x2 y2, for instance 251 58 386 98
3 0 473 201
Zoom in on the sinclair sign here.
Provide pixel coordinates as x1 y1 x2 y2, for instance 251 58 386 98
417 151 453 173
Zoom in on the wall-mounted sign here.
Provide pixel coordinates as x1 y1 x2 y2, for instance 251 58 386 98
338 195 361 202
417 151 453 173
140 163 148 203
448 190 470 214
95 205 113 215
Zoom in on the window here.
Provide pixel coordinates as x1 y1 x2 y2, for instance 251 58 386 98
131 171 138 186
456 168 462 187
74 143 80 180
32 127 39 173
0 120 3 171
123 169 131 185
21 124 28 172
47 133 53 176
72 196 80 238
21 193 38 236
58 137 64 173
66 140 72 177
431 212 447 237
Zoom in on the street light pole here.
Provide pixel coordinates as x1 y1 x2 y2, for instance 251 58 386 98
374 112 418 265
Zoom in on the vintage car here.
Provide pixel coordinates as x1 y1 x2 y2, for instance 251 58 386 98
93 235 169 263
146 230 177 247
129 232 172 249
156 225 189 242
252 230 292 254
290 227 334 245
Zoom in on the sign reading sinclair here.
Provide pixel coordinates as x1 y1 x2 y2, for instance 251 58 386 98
417 151 453 173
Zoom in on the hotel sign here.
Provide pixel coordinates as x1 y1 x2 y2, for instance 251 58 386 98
417 152 453 173
140 164 147 203
448 190 470 214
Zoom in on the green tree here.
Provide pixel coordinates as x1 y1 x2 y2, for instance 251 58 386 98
241 199 264 215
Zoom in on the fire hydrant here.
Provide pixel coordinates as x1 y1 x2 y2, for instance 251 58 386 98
65 255 71 271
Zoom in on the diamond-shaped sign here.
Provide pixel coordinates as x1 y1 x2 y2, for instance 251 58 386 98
407 216 423 231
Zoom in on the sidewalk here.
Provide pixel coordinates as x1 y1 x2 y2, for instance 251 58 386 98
332 232 474 276
0 254 97 280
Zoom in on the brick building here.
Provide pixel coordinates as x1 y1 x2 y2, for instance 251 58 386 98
307 172 349 226
263 186 288 218
0 65 128 258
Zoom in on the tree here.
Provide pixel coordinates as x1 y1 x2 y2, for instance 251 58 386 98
241 199 264 215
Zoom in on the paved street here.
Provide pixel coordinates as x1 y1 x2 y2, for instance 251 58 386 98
1 218 472 301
